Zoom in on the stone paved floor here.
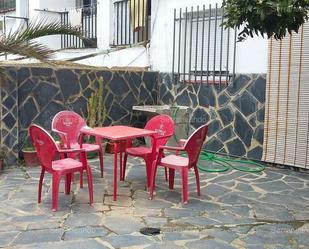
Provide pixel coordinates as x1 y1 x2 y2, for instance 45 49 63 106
0 155 309 249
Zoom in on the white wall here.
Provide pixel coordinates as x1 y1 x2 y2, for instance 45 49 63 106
29 0 76 50
150 0 267 73
96 0 267 73
20 0 268 73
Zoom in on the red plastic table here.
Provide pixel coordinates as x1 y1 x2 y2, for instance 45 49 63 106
80 125 157 201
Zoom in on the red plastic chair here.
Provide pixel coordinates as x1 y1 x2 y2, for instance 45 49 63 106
29 124 93 211
52 111 104 177
149 124 208 204
122 114 175 188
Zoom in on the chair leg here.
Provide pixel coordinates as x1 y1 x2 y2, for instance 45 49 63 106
145 159 152 189
98 149 104 178
181 168 189 204
122 153 128 181
119 150 123 181
149 161 158 200
52 173 61 212
193 165 201 196
38 168 45 203
168 168 175 190
79 170 83 188
65 173 72 195
85 166 94 205
164 168 168 182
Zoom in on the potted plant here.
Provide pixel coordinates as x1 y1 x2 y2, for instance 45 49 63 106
0 147 7 174
22 143 39 167
85 76 108 155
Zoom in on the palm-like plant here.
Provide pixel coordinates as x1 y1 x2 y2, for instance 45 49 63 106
0 20 85 61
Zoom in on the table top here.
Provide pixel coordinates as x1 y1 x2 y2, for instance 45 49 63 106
80 125 157 141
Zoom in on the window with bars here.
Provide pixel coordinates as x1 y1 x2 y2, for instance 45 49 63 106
76 0 97 8
0 0 15 13
112 0 151 46
172 5 236 85
61 3 97 48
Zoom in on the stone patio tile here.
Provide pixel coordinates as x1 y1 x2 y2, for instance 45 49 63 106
27 220 62 230
254 180 292 192
253 171 284 182
11 238 109 249
1 154 309 248
104 234 153 248
145 242 187 249
163 231 200 241
202 228 238 243
11 214 50 224
133 198 172 209
185 238 237 249
71 203 109 213
164 207 199 219
104 195 133 207
199 183 229 198
222 204 252 218
64 226 109 241
143 217 168 227
253 202 295 221
133 207 161 217
0 231 20 247
102 215 144 234
13 228 64 245
179 198 221 212
64 213 102 227
171 216 220 227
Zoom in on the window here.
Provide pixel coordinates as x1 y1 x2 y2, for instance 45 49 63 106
172 5 236 84
0 0 15 13
112 0 151 46
76 0 96 8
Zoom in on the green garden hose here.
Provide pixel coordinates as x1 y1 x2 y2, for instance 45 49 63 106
197 151 265 173
171 107 265 173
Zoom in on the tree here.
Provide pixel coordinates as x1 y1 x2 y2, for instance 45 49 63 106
222 0 309 41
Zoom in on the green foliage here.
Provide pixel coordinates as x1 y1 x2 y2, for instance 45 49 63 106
0 20 86 61
86 76 107 127
222 0 309 41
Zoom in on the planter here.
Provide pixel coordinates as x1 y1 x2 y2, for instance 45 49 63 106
105 141 127 154
22 150 39 167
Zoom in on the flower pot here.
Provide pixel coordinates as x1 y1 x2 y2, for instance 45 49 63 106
22 150 39 167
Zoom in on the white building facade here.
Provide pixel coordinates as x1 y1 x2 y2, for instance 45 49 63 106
4 0 268 74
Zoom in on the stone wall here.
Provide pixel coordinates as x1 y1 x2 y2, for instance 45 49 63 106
0 64 266 165
158 73 266 160
1 65 159 165
0 68 19 165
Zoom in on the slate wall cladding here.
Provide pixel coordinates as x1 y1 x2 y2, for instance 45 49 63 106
1 66 158 165
0 68 19 165
158 73 266 160
0 64 266 165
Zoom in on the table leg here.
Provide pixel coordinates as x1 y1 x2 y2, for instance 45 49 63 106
119 147 123 181
113 142 118 201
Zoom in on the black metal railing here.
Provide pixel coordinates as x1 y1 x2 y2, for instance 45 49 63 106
113 0 150 46
61 4 97 49
172 4 237 85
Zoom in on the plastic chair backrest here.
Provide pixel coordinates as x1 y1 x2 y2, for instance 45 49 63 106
145 114 175 149
184 124 208 166
29 124 58 169
52 111 86 147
